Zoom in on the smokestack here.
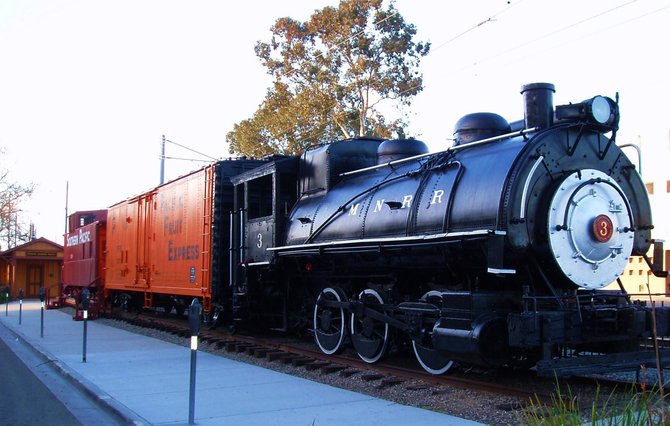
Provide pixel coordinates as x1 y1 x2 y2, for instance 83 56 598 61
521 83 555 129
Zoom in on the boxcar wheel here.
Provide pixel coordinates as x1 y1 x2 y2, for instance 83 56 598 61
119 293 133 313
313 287 348 355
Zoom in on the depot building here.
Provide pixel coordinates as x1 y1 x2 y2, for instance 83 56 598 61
0 238 63 302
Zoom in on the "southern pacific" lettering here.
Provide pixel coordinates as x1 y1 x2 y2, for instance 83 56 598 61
66 229 91 247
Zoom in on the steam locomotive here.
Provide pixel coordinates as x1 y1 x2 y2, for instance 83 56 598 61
62 83 670 376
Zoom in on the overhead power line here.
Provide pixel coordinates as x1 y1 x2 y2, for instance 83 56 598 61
457 0 641 71
164 138 218 161
430 0 524 54
160 135 218 185
162 156 213 163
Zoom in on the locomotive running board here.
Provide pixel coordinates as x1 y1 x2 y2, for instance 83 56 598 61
535 349 670 377
269 229 502 256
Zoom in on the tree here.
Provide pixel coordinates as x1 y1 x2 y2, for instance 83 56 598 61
227 0 430 156
0 154 35 250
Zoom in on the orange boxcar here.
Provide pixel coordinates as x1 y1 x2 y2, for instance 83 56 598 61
104 159 263 317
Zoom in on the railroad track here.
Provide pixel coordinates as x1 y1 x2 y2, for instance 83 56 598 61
104 310 563 405
113 313 670 412
98 308 670 425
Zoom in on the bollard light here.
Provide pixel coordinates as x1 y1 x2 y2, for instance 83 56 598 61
4 284 9 317
39 287 45 337
82 288 91 311
188 298 202 425
18 288 23 325
82 288 90 362
189 299 202 338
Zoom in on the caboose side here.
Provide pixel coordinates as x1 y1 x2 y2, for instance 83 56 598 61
62 209 107 319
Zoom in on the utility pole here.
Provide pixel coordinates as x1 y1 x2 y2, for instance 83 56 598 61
160 135 166 185
159 135 217 186
64 181 69 234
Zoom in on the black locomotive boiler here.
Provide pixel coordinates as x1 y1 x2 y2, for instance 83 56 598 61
228 83 670 376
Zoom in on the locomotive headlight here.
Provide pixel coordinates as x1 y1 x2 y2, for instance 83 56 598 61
590 96 611 124
555 96 619 130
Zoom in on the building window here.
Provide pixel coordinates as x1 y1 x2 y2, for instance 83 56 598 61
645 182 654 194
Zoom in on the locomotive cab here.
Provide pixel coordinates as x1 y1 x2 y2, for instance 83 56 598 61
230 156 299 328
231 156 298 267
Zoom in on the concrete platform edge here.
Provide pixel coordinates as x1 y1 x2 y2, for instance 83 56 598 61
0 319 150 425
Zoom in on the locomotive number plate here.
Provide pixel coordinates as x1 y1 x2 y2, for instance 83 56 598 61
592 214 613 243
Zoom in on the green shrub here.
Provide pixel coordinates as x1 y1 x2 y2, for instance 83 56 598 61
518 375 669 425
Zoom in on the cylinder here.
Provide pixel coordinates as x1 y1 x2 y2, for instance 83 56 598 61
521 82 555 130
431 315 509 367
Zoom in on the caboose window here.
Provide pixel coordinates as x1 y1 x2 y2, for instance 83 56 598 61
247 174 273 219
78 214 96 227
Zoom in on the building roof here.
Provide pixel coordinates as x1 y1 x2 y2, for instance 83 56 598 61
0 237 63 257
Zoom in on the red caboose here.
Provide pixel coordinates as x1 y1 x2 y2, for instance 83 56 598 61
62 210 107 319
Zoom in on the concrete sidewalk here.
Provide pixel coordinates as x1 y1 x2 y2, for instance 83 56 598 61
0 300 484 425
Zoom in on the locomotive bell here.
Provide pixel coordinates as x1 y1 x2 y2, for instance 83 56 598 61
452 112 510 146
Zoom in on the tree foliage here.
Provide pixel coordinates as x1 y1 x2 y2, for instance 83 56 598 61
0 153 35 250
227 0 430 156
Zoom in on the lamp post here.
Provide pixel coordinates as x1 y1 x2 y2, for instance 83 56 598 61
5 284 9 316
188 298 201 425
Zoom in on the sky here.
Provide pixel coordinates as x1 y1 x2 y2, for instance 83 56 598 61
1 0 669 245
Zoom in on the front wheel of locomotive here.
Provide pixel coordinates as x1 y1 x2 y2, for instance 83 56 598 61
412 291 454 375
313 287 348 355
350 289 389 363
